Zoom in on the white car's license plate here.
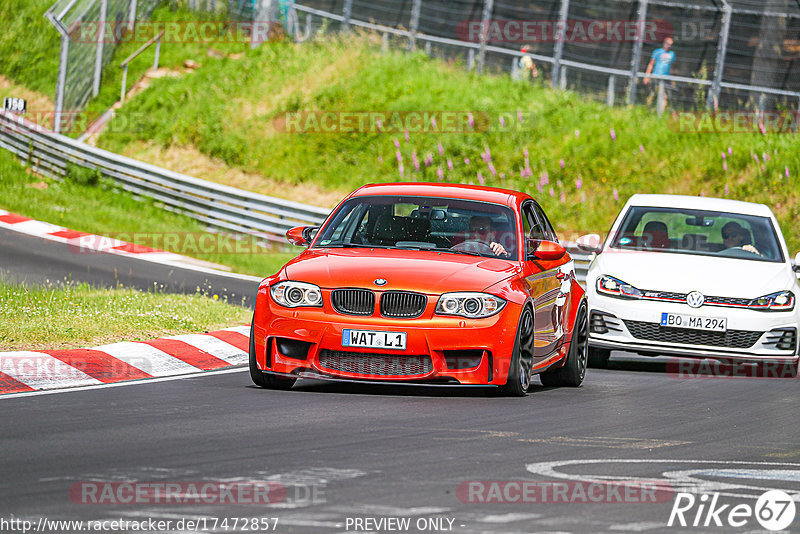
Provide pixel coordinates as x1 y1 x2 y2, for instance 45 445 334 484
660 313 727 332
342 329 407 350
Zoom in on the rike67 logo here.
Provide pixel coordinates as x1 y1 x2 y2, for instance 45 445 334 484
668 490 797 531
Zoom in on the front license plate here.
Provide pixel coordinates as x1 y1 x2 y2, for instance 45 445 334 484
660 313 727 332
342 329 407 350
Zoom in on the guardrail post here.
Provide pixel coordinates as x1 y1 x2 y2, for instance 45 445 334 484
408 0 422 50
382 32 389 53
511 56 519 78
607 75 616 106
92 0 108 98
425 41 432 56
342 0 352 33
476 0 494 74
706 1 731 110
468 48 475 70
627 0 648 105
657 80 666 115
54 34 69 133
560 66 568 90
551 0 570 90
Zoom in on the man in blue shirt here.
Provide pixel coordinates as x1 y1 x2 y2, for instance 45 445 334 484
644 37 675 107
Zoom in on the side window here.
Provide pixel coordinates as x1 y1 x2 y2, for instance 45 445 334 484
533 204 557 242
523 202 546 240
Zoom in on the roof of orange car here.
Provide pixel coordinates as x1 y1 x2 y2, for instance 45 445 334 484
349 182 529 206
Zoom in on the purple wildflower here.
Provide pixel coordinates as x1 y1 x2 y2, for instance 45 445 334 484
477 172 485 185
613 189 619 201
610 129 616 141
447 159 454 171
438 142 444 156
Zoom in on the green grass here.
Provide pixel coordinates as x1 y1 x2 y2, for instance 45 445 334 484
96 34 800 252
0 279 251 350
0 148 295 277
0 0 60 95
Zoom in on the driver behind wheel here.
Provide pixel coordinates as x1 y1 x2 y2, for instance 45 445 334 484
453 215 509 257
721 221 761 256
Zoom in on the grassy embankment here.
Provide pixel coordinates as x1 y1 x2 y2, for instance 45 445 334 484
96 33 799 251
0 279 250 350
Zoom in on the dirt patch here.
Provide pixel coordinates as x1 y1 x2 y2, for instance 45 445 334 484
118 141 345 209
0 76 56 129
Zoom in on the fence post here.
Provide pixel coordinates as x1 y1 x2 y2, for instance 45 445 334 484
511 56 519 79
468 48 475 70
92 0 108 98
560 66 568 90
120 64 128 102
382 32 389 53
551 0 570 90
128 0 138 31
54 33 70 133
657 80 666 115
342 0 352 33
408 0 422 50
706 1 732 110
154 34 161 70
476 0 494 74
607 75 616 107
627 0 648 105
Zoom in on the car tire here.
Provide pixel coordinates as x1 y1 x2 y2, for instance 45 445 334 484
249 320 297 390
587 347 611 369
540 299 588 387
498 306 534 397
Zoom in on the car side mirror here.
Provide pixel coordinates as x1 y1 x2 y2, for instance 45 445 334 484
576 234 603 254
794 252 800 272
286 226 318 247
527 239 566 261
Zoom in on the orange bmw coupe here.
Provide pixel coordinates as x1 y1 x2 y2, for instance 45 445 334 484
249 183 587 395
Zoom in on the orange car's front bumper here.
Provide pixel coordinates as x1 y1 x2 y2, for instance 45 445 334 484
252 298 524 385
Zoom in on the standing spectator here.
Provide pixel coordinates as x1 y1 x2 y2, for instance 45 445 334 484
518 45 539 82
644 37 676 107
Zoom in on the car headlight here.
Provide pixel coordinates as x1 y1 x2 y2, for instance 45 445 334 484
270 281 323 308
748 291 795 312
596 275 644 299
435 292 506 318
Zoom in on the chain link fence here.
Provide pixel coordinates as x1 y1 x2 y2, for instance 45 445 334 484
290 0 800 113
45 0 162 132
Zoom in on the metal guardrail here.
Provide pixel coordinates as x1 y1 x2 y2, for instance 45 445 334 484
0 109 330 240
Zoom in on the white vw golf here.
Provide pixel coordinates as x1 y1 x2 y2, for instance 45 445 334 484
578 194 800 367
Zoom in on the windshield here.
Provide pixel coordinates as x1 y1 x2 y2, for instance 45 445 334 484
610 206 784 263
314 195 519 259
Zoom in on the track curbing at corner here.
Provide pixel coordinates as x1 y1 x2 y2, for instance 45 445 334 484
0 326 251 395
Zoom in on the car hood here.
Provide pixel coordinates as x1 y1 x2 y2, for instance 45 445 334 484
285 248 518 294
594 250 794 298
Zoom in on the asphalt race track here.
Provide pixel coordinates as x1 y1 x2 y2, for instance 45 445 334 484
2 228 800 533
0 228 260 308
1 361 799 534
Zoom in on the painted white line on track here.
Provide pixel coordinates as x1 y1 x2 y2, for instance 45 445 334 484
8 220 64 236
222 325 252 336
0 351 103 389
0 367 248 400
168 334 248 365
92 342 201 376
